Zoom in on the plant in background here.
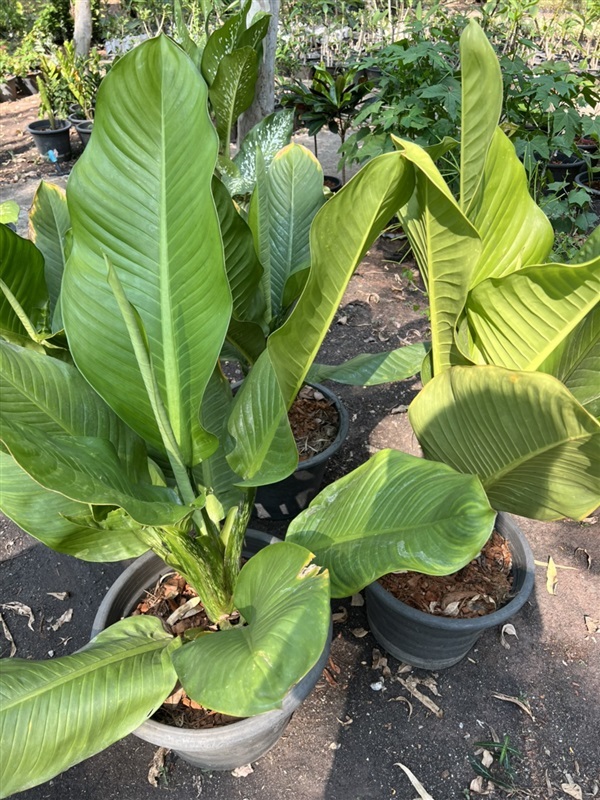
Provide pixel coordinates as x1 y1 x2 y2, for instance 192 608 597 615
280 66 372 181
54 40 105 119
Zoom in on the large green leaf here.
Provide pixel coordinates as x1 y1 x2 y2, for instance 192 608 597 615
468 129 554 285
538 305 600 418
394 137 480 375
0 225 48 341
62 36 231 467
0 341 147 479
249 144 325 320
209 46 258 151
409 365 600 520
212 175 264 323
226 152 415 483
287 449 495 597
0 451 148 560
466 259 600 371
0 200 19 225
29 181 70 315
171 541 330 716
1 420 190 526
573 224 600 264
0 616 179 798
308 341 430 385
459 19 502 215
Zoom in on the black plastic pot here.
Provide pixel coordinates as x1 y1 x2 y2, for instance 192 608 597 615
543 151 586 185
0 76 18 102
253 383 349 521
575 170 600 196
324 175 342 193
26 119 71 161
91 530 332 770
76 120 94 147
365 513 535 670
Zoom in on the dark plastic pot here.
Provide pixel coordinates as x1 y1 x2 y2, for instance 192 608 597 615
18 72 40 95
91 529 332 770
543 152 586 185
0 76 18 102
324 175 342 193
365 513 535 670
26 119 71 161
76 120 94 147
575 170 600 197
253 383 349 521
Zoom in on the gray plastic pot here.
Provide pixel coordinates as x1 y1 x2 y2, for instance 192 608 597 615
365 513 535 670
91 529 332 769
254 383 349 521
76 120 94 147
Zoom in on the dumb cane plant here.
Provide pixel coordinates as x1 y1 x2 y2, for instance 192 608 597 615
0 32 426 796
287 20 600 599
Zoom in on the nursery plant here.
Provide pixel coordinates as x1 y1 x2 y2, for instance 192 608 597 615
0 31 424 796
288 20 600 596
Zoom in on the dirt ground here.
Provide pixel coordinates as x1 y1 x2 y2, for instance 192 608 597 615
1 94 599 800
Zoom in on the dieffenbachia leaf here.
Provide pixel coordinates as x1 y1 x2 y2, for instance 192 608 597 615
0 225 48 342
409 365 600 520
393 137 480 375
226 151 415 484
248 144 325 320
209 46 258 152
287 449 495 597
212 175 264 323
466 259 600 371
468 129 554 286
537 305 600 418
224 109 294 197
308 341 430 385
459 19 502 215
0 200 19 225
62 36 231 467
0 451 149 561
0 616 179 798
29 180 70 316
171 541 330 716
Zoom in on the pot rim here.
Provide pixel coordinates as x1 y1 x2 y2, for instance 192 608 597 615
366 512 535 633
26 118 71 134
296 382 349 469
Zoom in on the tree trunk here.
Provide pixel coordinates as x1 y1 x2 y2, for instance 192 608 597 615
238 0 280 144
73 0 92 57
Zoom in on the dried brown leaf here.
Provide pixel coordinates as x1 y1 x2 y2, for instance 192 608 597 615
561 784 583 799
147 747 169 787
0 612 16 657
389 695 413 720
351 627 369 638
398 677 443 718
501 623 518 649
50 609 73 631
492 692 534 719
1 602 35 631
47 592 69 601
394 762 435 799
351 593 364 607
584 615 599 634
165 597 200 626
231 764 254 778
332 607 348 623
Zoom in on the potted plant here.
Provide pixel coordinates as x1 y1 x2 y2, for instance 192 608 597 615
0 32 424 795
287 20 600 670
280 66 373 183
26 57 71 161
